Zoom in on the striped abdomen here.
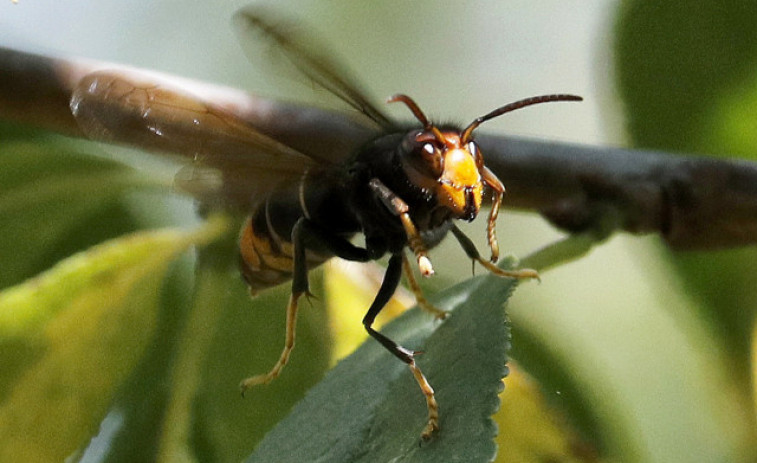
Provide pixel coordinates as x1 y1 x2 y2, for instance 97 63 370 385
238 168 357 295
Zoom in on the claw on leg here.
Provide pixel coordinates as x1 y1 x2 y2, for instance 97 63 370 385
362 254 441 439
450 224 540 282
239 291 302 396
408 358 440 440
475 257 540 282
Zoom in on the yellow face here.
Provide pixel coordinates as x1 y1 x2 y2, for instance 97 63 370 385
399 130 485 221
435 134 483 220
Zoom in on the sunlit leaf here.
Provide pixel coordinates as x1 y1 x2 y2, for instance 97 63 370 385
495 365 599 463
0 217 228 462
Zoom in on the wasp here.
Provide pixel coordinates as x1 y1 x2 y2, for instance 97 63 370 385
70 10 581 440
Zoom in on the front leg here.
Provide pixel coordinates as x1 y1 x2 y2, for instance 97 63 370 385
401 252 447 320
368 178 434 276
451 224 539 280
363 253 440 440
481 166 504 263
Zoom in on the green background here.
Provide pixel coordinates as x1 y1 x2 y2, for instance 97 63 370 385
0 1 755 461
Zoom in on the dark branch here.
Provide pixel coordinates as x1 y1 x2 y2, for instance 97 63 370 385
479 136 757 250
1 46 756 250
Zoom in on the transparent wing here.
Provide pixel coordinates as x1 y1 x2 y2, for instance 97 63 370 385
70 70 318 210
234 8 396 131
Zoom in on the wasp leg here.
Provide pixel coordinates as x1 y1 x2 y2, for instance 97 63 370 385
481 166 505 263
240 218 374 396
240 218 310 395
368 178 434 277
299 222 374 263
401 252 447 320
364 253 440 440
450 224 540 281
239 290 302 394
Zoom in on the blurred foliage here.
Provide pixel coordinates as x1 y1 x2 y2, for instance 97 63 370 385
616 0 757 362
613 0 757 461
0 131 333 462
0 132 145 288
496 365 598 463
616 0 757 417
0 1 756 462
0 207 228 461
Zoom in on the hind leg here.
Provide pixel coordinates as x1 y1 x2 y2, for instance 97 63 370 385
240 218 372 395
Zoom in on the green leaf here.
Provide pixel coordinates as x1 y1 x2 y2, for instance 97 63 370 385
0 132 170 289
246 264 517 462
614 1 757 155
0 217 228 462
75 244 333 463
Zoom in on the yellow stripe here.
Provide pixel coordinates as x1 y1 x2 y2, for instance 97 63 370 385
251 231 295 272
239 218 261 271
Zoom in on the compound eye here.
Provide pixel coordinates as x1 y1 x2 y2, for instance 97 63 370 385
422 143 435 156
416 141 443 177
467 142 477 157
467 141 483 168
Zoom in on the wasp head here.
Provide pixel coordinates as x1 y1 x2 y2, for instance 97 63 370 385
389 92 583 222
398 128 483 221
390 94 487 221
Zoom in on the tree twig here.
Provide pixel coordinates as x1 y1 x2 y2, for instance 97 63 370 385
1 46 755 251
480 135 757 250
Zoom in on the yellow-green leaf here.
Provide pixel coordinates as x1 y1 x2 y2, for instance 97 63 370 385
0 216 228 462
